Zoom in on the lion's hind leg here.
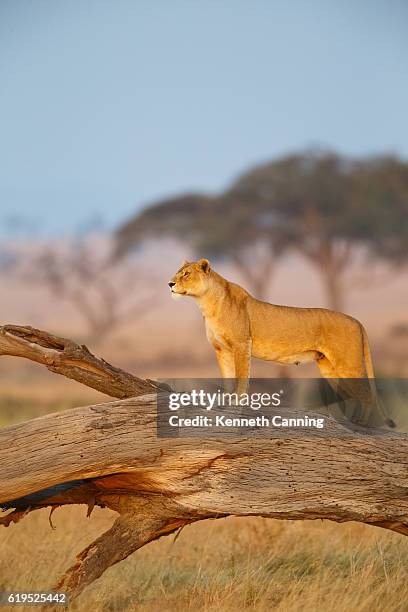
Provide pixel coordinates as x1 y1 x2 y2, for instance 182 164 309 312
316 356 349 420
323 358 377 427
317 356 372 426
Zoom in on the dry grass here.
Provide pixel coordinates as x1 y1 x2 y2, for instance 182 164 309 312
0 508 407 612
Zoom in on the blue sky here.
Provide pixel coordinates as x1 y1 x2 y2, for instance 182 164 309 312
1 0 407 236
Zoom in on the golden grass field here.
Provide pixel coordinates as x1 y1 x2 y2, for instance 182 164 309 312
1 506 408 612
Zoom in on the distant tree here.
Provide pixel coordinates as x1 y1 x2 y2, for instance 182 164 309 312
230 151 408 311
25 235 155 342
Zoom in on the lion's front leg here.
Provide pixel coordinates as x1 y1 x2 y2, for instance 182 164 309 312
214 346 235 392
233 341 252 396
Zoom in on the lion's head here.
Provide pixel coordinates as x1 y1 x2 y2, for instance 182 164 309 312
168 259 211 299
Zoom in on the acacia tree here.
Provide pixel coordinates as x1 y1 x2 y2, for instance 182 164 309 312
230 151 408 311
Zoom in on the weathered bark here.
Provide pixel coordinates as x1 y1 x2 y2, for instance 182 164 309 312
0 324 158 398
0 324 407 604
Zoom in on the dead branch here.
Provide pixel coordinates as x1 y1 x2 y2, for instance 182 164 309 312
0 324 157 398
0 324 407 603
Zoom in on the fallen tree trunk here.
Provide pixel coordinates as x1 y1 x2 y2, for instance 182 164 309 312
0 324 407 604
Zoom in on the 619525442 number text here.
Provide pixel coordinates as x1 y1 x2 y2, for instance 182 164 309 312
0 592 67 606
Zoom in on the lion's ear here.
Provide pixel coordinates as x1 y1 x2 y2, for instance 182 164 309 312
198 258 210 273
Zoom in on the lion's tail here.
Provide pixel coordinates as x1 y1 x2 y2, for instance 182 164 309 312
362 326 396 428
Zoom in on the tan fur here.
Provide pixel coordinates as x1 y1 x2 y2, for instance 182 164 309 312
169 259 394 427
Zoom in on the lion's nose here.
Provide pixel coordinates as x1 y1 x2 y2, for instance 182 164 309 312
168 282 175 288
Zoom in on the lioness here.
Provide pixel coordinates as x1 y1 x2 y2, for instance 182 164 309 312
168 258 395 428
